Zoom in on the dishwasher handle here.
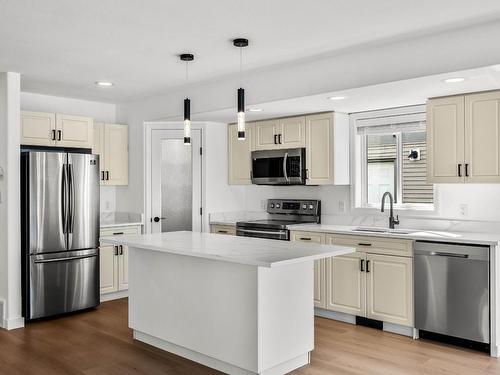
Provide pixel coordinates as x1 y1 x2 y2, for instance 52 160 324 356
430 251 469 259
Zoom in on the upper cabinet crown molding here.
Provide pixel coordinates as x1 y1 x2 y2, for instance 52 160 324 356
21 110 93 149
427 90 500 183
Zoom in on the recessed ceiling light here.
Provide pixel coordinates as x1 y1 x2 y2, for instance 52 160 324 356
327 96 346 101
95 81 114 87
443 77 465 83
248 108 263 112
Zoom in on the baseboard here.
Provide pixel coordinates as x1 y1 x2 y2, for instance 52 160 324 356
314 308 356 324
314 308 413 337
2 316 25 330
101 290 128 302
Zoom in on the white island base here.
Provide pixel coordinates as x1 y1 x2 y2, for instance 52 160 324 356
130 250 313 374
102 232 354 375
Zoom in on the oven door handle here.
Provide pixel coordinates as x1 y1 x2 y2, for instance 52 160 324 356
283 152 289 182
237 228 288 235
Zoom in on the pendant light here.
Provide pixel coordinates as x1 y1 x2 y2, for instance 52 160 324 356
233 38 249 140
180 53 194 145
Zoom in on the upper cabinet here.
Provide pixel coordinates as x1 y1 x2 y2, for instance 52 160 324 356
228 122 253 185
94 122 128 186
254 116 306 150
21 111 93 149
427 90 500 183
228 112 350 186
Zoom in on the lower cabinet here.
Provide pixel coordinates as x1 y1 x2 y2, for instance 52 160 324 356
99 225 141 297
291 231 414 327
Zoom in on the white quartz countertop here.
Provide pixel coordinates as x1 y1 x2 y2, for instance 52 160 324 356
101 231 354 268
289 224 500 246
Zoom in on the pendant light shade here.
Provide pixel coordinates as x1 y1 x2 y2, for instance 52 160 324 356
237 88 245 140
234 38 249 141
184 98 191 144
180 53 194 145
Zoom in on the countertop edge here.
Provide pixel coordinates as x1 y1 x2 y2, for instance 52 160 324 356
100 222 144 229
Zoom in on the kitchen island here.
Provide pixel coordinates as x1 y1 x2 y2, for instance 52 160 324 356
102 231 354 375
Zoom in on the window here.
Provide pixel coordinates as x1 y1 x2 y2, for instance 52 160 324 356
353 107 434 210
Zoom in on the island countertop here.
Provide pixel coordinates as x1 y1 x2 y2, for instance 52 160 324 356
101 231 354 268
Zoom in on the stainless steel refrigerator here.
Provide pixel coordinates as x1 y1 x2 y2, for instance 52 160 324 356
21 151 100 320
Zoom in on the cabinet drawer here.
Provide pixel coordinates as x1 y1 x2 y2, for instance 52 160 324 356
326 234 413 257
100 225 141 241
210 224 236 236
290 231 325 244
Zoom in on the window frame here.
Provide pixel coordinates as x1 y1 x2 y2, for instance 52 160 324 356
351 105 436 212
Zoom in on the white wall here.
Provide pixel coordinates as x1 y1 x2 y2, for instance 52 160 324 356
0 72 23 329
21 92 118 213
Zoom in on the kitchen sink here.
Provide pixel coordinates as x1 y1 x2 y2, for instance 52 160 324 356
351 227 413 235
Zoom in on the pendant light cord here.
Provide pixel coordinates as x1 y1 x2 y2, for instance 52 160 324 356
239 47 243 86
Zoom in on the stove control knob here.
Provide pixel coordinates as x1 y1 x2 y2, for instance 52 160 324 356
309 204 315 210
302 204 307 210
270 203 275 208
276 203 281 209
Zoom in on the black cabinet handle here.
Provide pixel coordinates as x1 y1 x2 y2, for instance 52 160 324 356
300 237 311 241
458 164 462 177
114 246 119 256
113 232 124 235
119 245 123 255
366 260 371 273
358 243 372 247
278 134 282 144
57 130 62 141
218 230 228 234
101 171 105 181
360 259 365 272
274 134 277 144
105 171 109 180
465 163 469 177
51 129 56 141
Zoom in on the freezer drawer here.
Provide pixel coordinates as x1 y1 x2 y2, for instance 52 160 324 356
29 249 100 320
414 241 489 343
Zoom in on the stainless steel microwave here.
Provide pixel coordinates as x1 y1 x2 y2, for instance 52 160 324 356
251 148 306 185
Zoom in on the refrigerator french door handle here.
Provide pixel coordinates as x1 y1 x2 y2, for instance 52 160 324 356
68 164 75 233
61 164 68 234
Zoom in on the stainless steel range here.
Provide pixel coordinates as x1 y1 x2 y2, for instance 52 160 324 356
236 199 320 241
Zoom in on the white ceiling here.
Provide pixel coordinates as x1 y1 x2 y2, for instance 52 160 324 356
2 0 500 102
182 64 500 122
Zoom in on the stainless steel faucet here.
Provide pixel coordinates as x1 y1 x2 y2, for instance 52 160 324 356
381 192 399 229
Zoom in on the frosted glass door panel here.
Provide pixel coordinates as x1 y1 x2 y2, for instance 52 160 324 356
161 139 192 232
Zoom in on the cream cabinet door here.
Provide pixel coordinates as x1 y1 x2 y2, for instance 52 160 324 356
55 114 93 148
255 120 279 150
314 259 327 308
228 123 252 184
20 111 56 146
325 253 366 316
305 113 334 185
366 254 413 327
427 96 465 183
100 244 118 294
210 224 237 235
465 91 500 183
104 124 128 185
279 116 305 148
93 122 105 184
118 245 129 291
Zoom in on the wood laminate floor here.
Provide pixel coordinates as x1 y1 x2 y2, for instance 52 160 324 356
0 298 498 374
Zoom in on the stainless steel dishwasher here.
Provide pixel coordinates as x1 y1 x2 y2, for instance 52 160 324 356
414 241 490 344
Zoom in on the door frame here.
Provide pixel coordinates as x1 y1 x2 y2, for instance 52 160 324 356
144 122 205 234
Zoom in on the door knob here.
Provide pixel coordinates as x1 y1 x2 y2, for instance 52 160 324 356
153 217 165 223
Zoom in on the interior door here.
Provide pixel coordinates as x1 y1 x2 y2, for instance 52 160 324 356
150 129 202 233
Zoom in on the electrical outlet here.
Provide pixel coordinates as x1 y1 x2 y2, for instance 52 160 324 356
338 201 345 213
459 204 468 217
